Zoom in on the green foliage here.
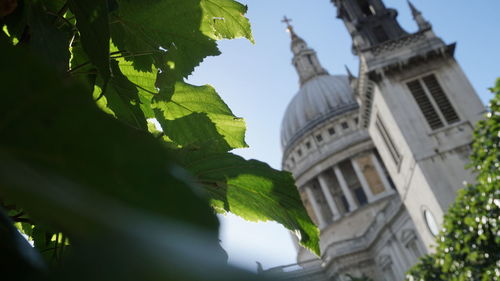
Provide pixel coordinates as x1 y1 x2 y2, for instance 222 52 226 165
0 0 320 279
406 79 500 281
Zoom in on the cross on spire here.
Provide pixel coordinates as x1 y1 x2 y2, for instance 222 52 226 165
281 15 297 38
281 16 292 27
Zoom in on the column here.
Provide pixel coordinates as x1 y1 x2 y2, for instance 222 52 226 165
370 153 393 194
333 165 358 211
350 158 376 202
317 174 341 220
305 185 326 228
388 241 406 280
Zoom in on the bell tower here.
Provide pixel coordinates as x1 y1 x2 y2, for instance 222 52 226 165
332 0 486 249
332 0 408 52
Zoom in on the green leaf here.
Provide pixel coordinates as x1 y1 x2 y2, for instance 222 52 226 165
110 0 220 78
115 59 157 119
153 82 247 152
178 150 320 255
200 0 254 43
97 59 148 130
68 0 111 81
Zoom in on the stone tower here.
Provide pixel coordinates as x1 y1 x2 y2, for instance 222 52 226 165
332 0 486 248
278 19 425 281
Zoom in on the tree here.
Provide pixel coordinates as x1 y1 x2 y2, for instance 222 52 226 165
0 1 319 280
406 79 500 281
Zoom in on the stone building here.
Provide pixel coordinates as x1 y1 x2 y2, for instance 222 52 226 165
267 1 485 280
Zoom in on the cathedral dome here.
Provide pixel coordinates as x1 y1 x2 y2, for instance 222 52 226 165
281 74 357 149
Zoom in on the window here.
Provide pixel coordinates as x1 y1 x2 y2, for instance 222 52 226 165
328 127 336 135
341 122 349 129
424 209 440 237
407 74 460 130
305 141 311 149
375 114 402 167
422 75 460 124
354 117 359 124
354 187 368 206
291 157 295 164
357 0 375 16
340 195 350 212
297 149 302 157
316 134 323 142
373 25 389 43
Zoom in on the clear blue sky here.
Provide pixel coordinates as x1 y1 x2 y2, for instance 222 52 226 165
188 0 500 272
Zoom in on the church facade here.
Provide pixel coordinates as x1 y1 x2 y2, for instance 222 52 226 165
269 1 485 280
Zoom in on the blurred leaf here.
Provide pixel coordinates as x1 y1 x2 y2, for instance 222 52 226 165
26 1 70 73
68 0 111 81
0 39 218 235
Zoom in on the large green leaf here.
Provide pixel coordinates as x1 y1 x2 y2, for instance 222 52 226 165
68 0 111 82
153 82 247 152
110 0 219 78
178 150 320 255
0 40 218 235
200 0 254 43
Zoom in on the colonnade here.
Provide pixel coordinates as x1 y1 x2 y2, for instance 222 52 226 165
303 151 394 228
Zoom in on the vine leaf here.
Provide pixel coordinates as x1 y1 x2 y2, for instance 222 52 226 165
153 82 247 152
68 0 111 82
110 0 219 79
200 0 254 43
178 150 321 255
115 59 157 119
96 59 148 130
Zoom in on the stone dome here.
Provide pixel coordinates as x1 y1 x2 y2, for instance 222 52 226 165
280 74 358 149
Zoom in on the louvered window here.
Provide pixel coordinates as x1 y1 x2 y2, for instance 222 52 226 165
407 74 460 130
375 115 402 167
422 75 460 124
407 80 443 130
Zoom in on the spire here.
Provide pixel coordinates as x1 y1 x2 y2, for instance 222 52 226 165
281 16 298 40
281 16 328 86
407 0 431 30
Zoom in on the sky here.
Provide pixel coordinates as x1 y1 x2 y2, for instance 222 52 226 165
187 0 500 272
